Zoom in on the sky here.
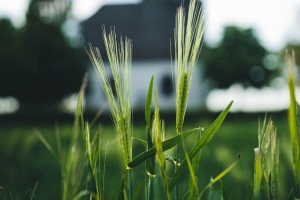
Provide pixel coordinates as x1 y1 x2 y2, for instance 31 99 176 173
1 0 300 51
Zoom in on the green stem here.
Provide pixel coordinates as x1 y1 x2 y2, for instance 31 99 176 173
128 169 133 200
148 176 153 200
175 144 179 200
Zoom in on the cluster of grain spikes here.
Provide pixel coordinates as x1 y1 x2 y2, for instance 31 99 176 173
86 27 133 199
174 0 205 135
173 0 205 198
253 116 279 199
86 28 132 168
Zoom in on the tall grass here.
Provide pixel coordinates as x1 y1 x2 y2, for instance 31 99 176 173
286 50 300 199
26 1 300 200
253 116 279 199
174 1 205 198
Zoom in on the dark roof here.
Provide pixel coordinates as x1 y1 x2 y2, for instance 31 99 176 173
81 0 191 59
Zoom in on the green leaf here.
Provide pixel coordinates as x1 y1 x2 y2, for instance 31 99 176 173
254 148 262 197
132 137 147 147
23 182 38 200
286 50 300 198
188 129 202 200
118 176 126 200
146 126 155 177
200 160 238 198
168 101 233 192
34 129 59 162
145 75 154 128
127 127 199 169
84 122 98 196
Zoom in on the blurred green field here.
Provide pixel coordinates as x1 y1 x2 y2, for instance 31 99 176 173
0 112 294 199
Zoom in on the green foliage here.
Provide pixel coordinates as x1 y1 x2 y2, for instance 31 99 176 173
253 116 279 199
9 1 300 200
286 50 300 198
0 19 21 97
87 28 133 168
35 75 88 200
127 128 199 169
202 26 271 88
23 182 38 200
168 101 233 192
0 0 86 104
174 0 204 134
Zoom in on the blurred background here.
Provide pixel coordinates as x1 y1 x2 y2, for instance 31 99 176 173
1 0 300 115
1 0 300 199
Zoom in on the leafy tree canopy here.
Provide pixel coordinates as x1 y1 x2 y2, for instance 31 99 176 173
202 26 273 88
0 0 86 104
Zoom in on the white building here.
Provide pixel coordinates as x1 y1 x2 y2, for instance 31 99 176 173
81 0 209 113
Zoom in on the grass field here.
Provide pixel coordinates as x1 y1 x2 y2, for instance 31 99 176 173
0 111 293 199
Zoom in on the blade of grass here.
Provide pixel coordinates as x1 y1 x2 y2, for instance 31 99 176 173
146 125 156 177
286 50 300 198
188 129 202 200
34 129 59 162
55 122 62 166
152 88 171 200
168 100 233 192
145 75 154 128
63 74 87 200
23 182 38 200
254 148 262 198
118 176 126 200
155 133 171 200
127 127 200 169
132 137 147 147
83 122 99 197
270 130 279 199
200 160 239 199
145 75 156 179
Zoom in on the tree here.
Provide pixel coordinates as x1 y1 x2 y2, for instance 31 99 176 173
0 19 22 96
202 26 271 88
0 0 87 104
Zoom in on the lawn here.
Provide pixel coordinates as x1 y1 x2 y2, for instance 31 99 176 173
0 111 292 199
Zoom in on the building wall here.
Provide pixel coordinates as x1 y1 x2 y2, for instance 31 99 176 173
86 60 208 113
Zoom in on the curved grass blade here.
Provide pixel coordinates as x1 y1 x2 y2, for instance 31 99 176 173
146 126 155 177
34 129 58 162
188 129 202 200
146 87 158 177
132 137 147 147
84 122 99 197
270 131 279 200
286 50 300 198
200 160 238 198
145 75 154 128
145 76 155 176
168 100 233 192
127 127 200 169
24 181 38 200
254 148 262 197
118 176 126 200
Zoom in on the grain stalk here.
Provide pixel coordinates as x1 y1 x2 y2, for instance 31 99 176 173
174 0 205 135
86 28 132 167
152 88 171 200
37 75 88 200
174 1 205 198
86 27 133 198
253 115 279 199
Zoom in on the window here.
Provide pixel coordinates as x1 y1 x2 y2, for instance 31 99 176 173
160 74 173 97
